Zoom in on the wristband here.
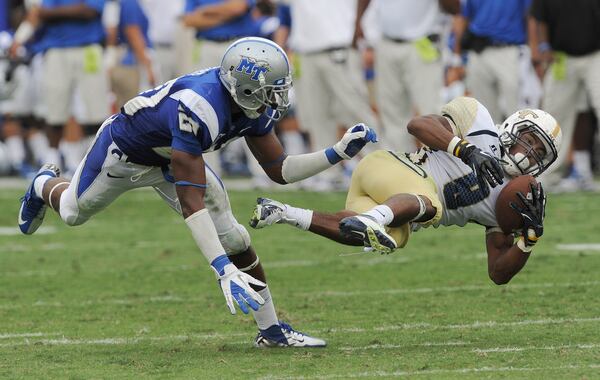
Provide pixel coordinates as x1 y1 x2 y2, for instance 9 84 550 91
538 42 551 53
446 136 463 155
517 237 533 253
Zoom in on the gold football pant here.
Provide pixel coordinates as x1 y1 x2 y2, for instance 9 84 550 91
345 150 443 248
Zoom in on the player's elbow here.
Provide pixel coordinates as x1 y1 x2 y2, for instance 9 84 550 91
488 271 512 285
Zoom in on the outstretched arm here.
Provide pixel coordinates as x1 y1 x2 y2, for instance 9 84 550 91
171 149 265 314
245 124 377 184
408 114 504 189
485 229 530 285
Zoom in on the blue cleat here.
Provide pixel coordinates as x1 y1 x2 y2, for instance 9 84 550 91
254 321 326 348
18 164 60 235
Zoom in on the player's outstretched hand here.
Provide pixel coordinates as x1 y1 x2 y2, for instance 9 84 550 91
456 141 504 189
210 255 265 314
510 182 546 248
332 123 378 160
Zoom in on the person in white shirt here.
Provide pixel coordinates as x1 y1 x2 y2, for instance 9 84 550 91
354 0 445 154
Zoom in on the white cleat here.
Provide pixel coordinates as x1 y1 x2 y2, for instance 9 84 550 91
254 321 326 348
339 215 397 254
250 197 286 229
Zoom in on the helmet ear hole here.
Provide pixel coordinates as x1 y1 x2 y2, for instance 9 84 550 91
243 89 252 95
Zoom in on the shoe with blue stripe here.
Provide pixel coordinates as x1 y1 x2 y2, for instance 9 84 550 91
18 163 60 235
254 321 326 348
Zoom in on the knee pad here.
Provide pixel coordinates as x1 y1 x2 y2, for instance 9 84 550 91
220 223 251 255
58 186 89 226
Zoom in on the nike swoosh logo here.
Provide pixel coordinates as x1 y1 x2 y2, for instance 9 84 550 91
107 173 125 179
18 203 26 226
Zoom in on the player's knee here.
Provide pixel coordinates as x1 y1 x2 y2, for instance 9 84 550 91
59 207 88 226
220 223 251 255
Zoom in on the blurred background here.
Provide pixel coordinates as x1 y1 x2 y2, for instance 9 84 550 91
0 0 598 193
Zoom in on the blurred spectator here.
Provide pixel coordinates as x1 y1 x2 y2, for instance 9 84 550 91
20 0 111 177
277 0 379 189
110 0 156 109
144 0 185 83
453 0 535 123
182 0 259 177
530 0 600 191
355 0 444 153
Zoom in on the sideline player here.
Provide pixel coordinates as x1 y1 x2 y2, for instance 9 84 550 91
251 97 562 285
18 37 377 347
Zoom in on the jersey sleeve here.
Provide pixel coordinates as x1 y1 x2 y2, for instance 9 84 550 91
170 103 209 156
442 96 500 156
119 0 144 27
85 0 106 14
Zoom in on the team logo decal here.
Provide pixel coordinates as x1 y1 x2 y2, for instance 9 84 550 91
518 110 538 119
236 56 271 81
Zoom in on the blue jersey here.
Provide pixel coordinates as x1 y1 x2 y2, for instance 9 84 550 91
185 0 256 40
110 68 275 167
462 0 532 44
0 0 8 32
119 0 151 66
40 0 105 50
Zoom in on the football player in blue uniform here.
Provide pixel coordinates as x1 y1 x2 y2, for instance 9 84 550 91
18 37 377 347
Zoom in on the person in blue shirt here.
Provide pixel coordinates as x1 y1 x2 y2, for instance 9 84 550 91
110 0 156 108
26 0 111 177
18 37 377 347
452 0 534 122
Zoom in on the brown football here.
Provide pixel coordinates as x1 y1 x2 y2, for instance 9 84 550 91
495 175 538 234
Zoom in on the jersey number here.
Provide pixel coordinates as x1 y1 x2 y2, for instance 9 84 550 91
443 173 490 210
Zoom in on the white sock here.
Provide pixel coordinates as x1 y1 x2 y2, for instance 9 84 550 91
283 205 313 230
573 150 593 180
34 175 52 196
362 205 394 226
28 132 50 165
5 135 26 169
59 140 84 174
280 130 305 155
251 286 278 330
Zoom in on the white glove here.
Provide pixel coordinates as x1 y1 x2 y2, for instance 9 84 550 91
330 123 378 161
211 255 266 314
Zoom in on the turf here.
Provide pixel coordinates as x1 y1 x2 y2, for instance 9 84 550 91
1 188 600 379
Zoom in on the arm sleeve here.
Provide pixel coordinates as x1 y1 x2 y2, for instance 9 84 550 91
277 4 291 28
440 96 479 138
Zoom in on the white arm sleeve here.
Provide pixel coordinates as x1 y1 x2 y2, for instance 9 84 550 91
281 150 333 183
184 208 226 264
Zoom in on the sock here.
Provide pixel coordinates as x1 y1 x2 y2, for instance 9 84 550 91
251 286 279 331
34 175 52 197
5 135 26 170
573 150 593 180
282 205 313 230
28 132 49 165
362 205 394 226
280 130 305 155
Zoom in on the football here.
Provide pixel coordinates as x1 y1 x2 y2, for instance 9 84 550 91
495 174 538 234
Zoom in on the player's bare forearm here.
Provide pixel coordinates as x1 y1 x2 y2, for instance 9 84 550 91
486 231 530 285
39 4 99 21
407 114 456 151
171 150 207 218
309 211 362 246
124 25 151 67
246 134 287 184
183 0 249 29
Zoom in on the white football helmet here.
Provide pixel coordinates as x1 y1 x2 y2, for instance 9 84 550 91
498 109 562 178
219 37 292 120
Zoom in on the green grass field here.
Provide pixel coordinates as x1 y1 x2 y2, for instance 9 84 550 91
1 187 600 379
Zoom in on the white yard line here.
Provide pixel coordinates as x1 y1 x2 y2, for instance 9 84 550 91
2 317 600 348
556 243 600 251
2 280 600 310
473 343 600 353
0 226 57 236
338 341 471 351
260 364 600 380
0 332 61 339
